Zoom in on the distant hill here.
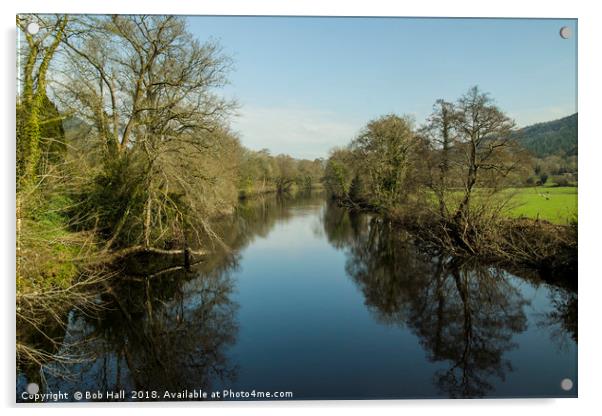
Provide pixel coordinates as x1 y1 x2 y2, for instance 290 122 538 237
516 113 577 158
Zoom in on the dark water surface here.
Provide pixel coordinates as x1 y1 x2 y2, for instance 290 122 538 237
18 192 577 400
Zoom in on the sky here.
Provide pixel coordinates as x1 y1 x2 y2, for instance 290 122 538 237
187 16 577 159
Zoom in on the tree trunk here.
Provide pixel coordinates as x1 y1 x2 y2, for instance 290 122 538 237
454 138 478 224
17 16 68 190
143 195 152 248
438 123 450 218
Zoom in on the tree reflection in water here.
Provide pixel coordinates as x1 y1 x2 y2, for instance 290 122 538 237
321 200 573 398
537 287 578 351
107 258 240 394
39 255 239 399
37 191 328 399
23 193 576 400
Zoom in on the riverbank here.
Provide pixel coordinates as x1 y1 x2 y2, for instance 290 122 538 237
330 192 577 282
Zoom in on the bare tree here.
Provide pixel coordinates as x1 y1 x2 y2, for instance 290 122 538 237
57 15 237 249
421 99 457 218
452 87 525 224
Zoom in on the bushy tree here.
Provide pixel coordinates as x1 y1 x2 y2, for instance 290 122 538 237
349 114 422 209
324 148 355 201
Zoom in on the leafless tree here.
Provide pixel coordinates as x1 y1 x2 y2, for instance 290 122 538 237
421 99 457 218
452 87 524 224
56 15 238 250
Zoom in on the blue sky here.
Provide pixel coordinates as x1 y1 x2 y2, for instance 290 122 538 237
187 17 577 159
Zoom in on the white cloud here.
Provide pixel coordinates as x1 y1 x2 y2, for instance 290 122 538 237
231 106 362 160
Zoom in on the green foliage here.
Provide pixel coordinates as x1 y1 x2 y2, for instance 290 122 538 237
238 149 324 198
16 102 40 186
323 150 354 200
38 95 66 162
17 95 66 174
18 191 81 294
517 113 577 157
324 115 426 210
17 15 68 190
351 114 420 208
72 154 146 245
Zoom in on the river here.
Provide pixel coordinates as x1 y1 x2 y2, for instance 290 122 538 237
17 191 577 400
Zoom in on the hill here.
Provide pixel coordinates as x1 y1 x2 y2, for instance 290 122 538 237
516 113 577 157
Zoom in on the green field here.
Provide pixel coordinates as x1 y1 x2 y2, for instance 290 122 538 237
434 185 578 225
504 186 577 224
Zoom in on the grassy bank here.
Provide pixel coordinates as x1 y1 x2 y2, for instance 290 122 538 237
432 185 577 225
504 185 577 224
17 193 82 295
333 183 578 276
16 190 106 373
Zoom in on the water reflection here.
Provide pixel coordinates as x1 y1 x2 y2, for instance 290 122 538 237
36 257 238 400
321 201 576 398
24 192 328 401
19 192 577 400
537 288 578 351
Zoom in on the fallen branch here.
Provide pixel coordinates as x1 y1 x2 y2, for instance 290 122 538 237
84 245 209 266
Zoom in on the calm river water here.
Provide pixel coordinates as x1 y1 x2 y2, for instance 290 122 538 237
18 191 577 400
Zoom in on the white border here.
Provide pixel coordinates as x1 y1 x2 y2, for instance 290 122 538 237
2 1 600 415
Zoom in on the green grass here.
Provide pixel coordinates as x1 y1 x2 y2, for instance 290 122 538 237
504 186 577 224
428 183 578 225
18 193 83 293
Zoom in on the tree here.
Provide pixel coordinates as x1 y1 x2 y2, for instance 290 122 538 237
324 148 355 201
273 154 298 193
421 99 457 218
452 87 525 224
58 15 236 249
350 114 420 209
17 14 69 189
